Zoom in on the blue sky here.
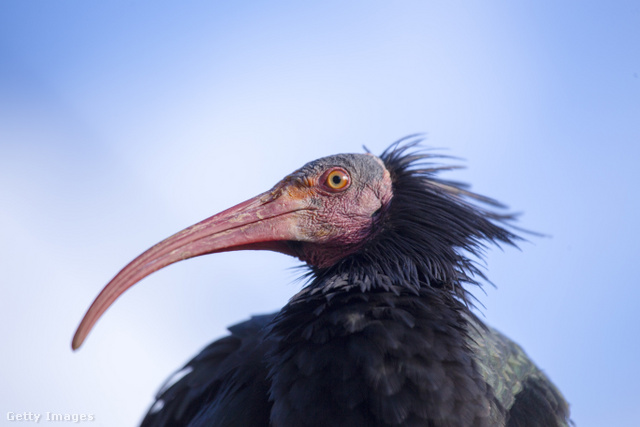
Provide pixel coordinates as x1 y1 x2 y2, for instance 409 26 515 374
1 1 638 425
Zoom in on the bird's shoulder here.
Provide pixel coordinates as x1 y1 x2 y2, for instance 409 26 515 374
140 314 275 427
467 319 571 427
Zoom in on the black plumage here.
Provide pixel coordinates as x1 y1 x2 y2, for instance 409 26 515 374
75 138 570 426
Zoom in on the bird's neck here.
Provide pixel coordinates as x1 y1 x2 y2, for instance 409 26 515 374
266 285 501 426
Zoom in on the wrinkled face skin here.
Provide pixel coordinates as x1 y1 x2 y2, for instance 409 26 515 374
281 153 393 267
72 152 393 350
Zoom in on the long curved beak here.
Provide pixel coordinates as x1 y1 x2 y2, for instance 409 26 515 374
72 187 308 350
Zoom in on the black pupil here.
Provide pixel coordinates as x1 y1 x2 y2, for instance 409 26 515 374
332 175 342 185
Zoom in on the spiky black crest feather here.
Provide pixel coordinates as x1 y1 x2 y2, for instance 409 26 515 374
305 137 520 306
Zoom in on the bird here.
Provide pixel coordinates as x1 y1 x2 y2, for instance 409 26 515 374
72 137 570 426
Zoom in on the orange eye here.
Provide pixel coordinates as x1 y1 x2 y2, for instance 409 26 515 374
324 168 350 191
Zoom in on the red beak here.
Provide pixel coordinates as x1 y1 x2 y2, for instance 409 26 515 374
72 186 309 350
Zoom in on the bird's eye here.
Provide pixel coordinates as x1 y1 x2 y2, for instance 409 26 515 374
323 168 350 192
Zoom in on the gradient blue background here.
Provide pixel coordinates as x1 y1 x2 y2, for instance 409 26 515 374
1 1 638 425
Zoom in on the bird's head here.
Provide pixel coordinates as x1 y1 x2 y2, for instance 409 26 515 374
72 138 517 350
270 153 393 267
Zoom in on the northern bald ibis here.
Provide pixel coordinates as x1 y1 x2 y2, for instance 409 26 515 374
73 138 570 426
